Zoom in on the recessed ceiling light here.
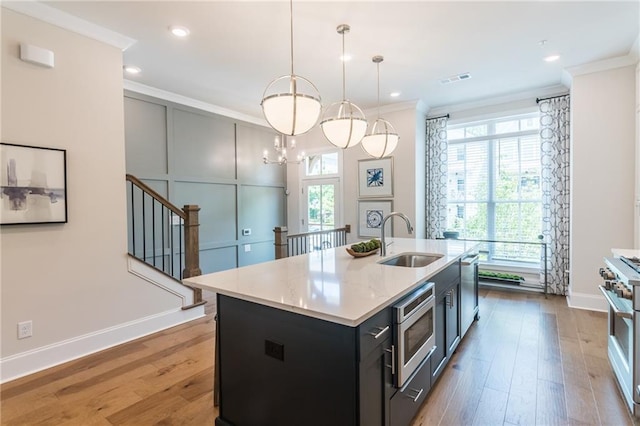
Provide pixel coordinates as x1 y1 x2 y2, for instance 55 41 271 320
340 54 352 62
544 55 560 62
169 25 190 38
123 65 141 75
390 92 401 97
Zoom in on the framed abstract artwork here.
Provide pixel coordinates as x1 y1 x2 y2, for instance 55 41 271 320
358 157 393 198
0 143 67 225
358 199 392 238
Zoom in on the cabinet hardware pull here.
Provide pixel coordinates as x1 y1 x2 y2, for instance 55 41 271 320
385 345 395 375
369 325 390 339
405 387 424 402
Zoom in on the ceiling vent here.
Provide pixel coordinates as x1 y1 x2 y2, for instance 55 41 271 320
440 73 471 85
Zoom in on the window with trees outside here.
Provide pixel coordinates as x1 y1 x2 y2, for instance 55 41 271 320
303 151 340 232
446 112 542 266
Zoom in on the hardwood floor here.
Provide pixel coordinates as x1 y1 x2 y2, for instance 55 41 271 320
1 288 637 425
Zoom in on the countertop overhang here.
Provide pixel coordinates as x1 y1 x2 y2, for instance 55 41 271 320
184 238 479 327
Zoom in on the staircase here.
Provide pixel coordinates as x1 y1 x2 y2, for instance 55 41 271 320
126 174 204 308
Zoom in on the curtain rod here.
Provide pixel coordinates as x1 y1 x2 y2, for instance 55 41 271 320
426 113 450 120
536 93 569 103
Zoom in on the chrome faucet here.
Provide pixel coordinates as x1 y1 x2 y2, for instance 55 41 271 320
380 212 413 256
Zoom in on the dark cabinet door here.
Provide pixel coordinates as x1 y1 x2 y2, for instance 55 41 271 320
360 337 393 426
445 284 461 355
430 292 447 382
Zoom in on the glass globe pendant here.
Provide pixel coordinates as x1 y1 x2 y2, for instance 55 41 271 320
261 0 321 136
362 55 399 158
320 24 367 149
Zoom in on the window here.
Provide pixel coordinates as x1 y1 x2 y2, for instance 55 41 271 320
447 113 542 265
302 151 341 232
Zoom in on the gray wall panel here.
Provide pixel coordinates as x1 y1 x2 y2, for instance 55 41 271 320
238 241 274 267
239 185 285 241
201 246 237 273
124 97 168 175
173 109 235 179
236 123 284 185
174 181 237 244
125 92 286 273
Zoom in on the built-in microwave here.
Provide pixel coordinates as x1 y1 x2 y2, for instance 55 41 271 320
393 282 436 387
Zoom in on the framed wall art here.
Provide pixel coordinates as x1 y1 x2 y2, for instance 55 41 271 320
0 143 67 225
358 199 392 238
358 157 393 198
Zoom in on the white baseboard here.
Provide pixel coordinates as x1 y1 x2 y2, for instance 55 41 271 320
566 290 607 312
0 306 205 384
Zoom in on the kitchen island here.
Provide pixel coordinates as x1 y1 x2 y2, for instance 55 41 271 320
184 238 478 426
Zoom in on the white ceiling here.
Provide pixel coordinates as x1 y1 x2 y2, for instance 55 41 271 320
40 1 639 120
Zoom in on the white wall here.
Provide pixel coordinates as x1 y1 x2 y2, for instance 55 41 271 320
1 9 199 382
287 102 422 242
568 64 636 311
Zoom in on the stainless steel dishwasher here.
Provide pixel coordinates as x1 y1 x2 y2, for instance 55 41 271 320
460 253 479 337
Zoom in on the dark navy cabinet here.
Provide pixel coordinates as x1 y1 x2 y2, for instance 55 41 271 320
215 294 393 426
431 261 461 384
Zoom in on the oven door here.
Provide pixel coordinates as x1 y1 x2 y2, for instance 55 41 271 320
395 295 436 387
599 286 637 409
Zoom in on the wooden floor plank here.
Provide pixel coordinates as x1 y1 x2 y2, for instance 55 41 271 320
471 387 509 426
535 379 568 425
1 289 636 426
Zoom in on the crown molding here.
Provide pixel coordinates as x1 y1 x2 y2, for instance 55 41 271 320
123 80 268 127
565 54 637 77
2 0 136 50
427 84 568 118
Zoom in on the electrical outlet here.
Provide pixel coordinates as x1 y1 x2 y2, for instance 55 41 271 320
244 244 251 252
18 320 32 339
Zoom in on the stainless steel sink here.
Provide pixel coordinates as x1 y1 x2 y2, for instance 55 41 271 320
378 252 444 268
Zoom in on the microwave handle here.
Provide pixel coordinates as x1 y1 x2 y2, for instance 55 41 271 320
598 286 633 319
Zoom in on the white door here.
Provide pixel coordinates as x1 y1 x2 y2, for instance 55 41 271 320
302 178 340 232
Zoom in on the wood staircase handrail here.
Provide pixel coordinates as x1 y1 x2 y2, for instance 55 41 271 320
126 174 202 307
126 174 185 219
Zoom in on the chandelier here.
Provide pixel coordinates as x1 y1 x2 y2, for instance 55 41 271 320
319 24 367 149
263 135 306 165
260 0 322 136
361 55 399 158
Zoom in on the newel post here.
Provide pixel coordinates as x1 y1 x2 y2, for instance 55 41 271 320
182 204 202 302
274 226 288 259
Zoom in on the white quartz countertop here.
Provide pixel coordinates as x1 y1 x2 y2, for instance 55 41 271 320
184 238 479 327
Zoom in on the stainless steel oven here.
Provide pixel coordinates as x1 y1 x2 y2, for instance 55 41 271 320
599 257 640 419
393 282 436 387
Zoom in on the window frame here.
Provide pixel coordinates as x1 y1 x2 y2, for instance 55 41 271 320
446 112 542 267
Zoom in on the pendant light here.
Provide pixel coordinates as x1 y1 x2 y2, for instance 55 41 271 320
261 0 322 136
361 55 399 158
320 24 367 149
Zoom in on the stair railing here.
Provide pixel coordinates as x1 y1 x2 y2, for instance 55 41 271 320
274 225 351 259
126 174 203 306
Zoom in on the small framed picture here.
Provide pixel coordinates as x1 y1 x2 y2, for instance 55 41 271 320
358 200 392 238
358 157 393 198
1 142 68 225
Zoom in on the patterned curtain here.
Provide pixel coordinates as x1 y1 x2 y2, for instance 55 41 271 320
539 95 570 295
425 116 449 239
